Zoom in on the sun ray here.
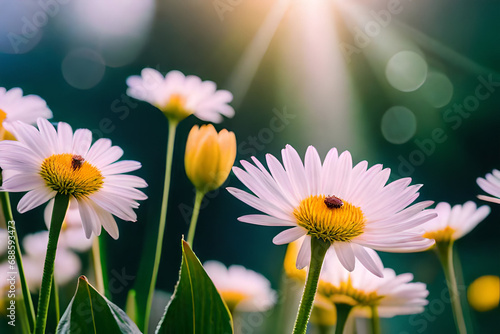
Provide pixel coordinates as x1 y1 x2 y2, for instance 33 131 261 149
226 0 292 107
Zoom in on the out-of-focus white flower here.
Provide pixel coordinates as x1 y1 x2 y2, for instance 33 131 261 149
228 144 435 277
127 69 234 123
22 232 81 291
204 260 276 312
319 249 429 318
0 87 52 141
420 202 490 242
477 169 500 205
44 200 93 252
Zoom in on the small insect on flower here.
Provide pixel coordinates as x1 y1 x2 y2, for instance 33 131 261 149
71 155 85 170
324 195 343 209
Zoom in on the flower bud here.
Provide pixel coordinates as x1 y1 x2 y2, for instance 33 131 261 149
185 124 236 193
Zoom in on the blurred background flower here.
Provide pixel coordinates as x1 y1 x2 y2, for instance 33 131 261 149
204 260 276 313
1 0 500 332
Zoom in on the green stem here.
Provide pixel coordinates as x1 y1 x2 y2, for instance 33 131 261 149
370 305 380 334
0 191 36 332
436 241 467 334
34 193 69 334
51 276 60 324
186 190 205 247
292 237 330 334
143 119 178 333
334 303 353 334
92 237 105 295
98 235 110 299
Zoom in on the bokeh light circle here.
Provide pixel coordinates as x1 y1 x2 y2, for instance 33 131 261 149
468 275 500 312
385 51 428 92
62 49 106 90
420 72 454 108
381 106 417 144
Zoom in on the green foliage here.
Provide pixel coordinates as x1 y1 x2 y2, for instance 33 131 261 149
156 240 233 334
57 276 141 334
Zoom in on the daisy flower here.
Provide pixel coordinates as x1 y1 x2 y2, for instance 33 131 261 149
0 87 52 141
126 68 234 123
228 145 435 277
420 202 490 242
0 118 147 239
203 260 276 313
477 169 500 205
319 249 429 318
44 200 93 252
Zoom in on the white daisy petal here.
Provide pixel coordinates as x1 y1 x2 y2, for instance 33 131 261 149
77 197 101 238
18 187 55 213
352 244 384 277
72 129 92 156
296 235 312 269
37 118 58 155
227 187 292 221
2 173 44 191
90 192 138 222
272 227 307 245
91 201 120 240
238 214 295 227
84 138 112 162
334 242 355 272
4 121 48 159
282 145 308 200
304 146 322 196
104 175 148 188
101 160 142 175
57 122 73 152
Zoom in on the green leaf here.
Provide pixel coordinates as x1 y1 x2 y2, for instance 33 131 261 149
156 240 233 334
57 276 142 334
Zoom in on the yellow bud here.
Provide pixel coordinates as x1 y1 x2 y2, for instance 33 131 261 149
468 275 500 312
185 124 236 193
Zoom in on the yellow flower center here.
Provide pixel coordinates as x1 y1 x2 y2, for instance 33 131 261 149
0 109 16 141
293 195 365 243
162 94 192 121
423 226 456 242
319 278 383 307
0 109 6 125
219 290 248 311
40 153 104 198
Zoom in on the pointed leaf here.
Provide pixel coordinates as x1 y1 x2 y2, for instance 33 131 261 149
57 276 141 334
156 240 233 334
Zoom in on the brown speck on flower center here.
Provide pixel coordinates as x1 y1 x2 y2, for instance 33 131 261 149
324 195 343 209
71 155 85 171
